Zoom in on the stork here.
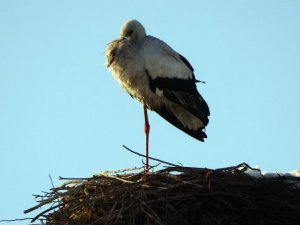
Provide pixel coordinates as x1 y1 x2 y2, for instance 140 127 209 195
105 20 210 171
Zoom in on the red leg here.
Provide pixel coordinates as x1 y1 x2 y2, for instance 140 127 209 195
143 104 150 172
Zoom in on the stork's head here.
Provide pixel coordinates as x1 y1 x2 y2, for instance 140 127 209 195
120 20 146 41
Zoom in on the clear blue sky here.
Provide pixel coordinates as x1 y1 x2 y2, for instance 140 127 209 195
1 0 300 223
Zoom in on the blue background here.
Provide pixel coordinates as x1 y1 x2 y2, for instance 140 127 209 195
0 1 299 223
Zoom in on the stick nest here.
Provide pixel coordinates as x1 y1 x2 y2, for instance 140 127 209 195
25 163 300 225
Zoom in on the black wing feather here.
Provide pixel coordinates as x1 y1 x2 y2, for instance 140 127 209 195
154 104 207 142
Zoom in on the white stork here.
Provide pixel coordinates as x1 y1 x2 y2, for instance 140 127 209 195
105 20 210 171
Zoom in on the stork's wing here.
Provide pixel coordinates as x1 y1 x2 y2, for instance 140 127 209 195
142 36 210 127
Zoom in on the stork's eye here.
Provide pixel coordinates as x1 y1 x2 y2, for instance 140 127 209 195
128 29 134 36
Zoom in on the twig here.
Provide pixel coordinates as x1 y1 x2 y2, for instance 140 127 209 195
96 166 145 175
122 145 181 167
59 176 90 180
30 203 62 223
49 174 55 189
0 218 43 223
95 174 135 184
24 195 60 214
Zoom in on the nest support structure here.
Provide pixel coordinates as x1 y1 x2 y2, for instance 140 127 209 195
25 163 300 225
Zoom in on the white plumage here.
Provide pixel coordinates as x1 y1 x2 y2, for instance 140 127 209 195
105 20 210 170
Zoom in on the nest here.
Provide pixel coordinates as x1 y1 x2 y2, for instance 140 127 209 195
25 163 300 225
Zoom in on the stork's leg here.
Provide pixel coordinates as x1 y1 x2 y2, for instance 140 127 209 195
143 104 150 172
